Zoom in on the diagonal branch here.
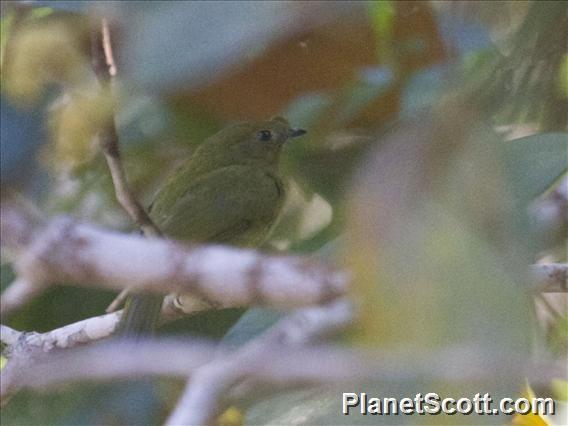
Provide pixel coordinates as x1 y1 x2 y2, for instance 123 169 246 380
90 18 161 237
166 299 353 425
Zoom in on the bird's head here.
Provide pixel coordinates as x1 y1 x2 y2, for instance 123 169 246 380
195 117 306 169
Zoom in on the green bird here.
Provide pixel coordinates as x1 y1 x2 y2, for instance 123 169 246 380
117 116 306 336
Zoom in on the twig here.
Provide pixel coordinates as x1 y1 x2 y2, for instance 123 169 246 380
0 278 43 320
105 288 130 313
90 18 161 237
1 295 216 355
90 17 162 313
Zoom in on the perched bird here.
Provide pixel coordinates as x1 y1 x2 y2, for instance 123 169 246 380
117 117 306 336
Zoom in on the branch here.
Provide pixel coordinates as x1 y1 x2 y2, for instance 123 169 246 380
0 297 212 354
166 299 353 425
0 278 43 320
2 336 563 410
90 18 161 237
0 325 21 346
531 175 568 248
0 300 351 405
0 334 218 405
1 203 347 317
530 263 568 293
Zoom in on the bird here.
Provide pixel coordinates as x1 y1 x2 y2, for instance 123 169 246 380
117 116 306 336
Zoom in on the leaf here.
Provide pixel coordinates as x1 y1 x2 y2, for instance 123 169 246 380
400 64 448 119
505 133 568 205
114 2 355 92
435 10 493 57
26 2 89 12
221 308 284 347
0 95 47 186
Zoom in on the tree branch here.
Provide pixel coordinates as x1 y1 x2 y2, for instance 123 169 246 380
0 325 21 346
166 299 353 425
0 278 43 320
1 203 347 317
531 175 568 249
90 18 161 237
530 263 567 293
2 336 563 411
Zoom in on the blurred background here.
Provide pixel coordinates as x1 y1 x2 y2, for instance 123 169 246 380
1 1 566 424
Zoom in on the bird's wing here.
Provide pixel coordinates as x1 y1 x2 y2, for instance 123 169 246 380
152 166 282 245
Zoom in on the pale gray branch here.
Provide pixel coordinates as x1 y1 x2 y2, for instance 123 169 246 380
530 175 568 248
531 263 567 293
166 299 353 425
0 278 43 320
1 203 346 316
0 325 21 346
2 338 563 410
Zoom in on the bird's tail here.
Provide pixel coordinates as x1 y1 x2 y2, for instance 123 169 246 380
116 294 163 337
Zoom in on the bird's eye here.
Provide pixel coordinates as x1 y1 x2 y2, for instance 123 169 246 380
257 130 272 142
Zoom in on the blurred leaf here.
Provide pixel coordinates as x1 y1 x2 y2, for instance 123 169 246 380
1 382 163 426
23 1 90 13
560 55 568 97
246 388 344 426
400 64 448 119
170 10 377 121
511 383 550 426
0 94 46 186
221 308 284 347
368 1 395 50
435 10 493 57
341 106 533 423
505 133 568 205
116 2 356 93
284 92 333 130
218 406 245 426
477 2 568 130
335 67 394 125
552 380 568 402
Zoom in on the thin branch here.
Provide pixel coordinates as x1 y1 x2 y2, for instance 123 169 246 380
90 17 162 312
105 288 130 313
0 295 216 356
90 18 161 237
0 278 43 320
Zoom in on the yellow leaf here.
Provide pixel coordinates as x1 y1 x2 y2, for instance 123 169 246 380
217 406 244 426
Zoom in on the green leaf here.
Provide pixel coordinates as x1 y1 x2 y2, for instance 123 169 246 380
505 133 568 205
221 308 284 347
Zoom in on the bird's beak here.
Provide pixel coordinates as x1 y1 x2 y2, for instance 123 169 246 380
289 128 307 138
